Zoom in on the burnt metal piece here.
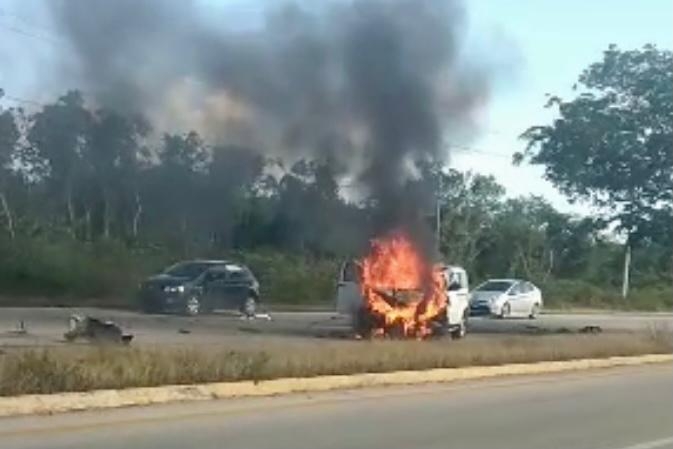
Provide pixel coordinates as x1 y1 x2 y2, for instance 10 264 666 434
64 315 134 344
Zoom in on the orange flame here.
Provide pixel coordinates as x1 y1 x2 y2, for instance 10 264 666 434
360 231 448 338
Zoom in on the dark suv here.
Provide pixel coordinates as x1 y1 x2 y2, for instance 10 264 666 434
138 260 260 316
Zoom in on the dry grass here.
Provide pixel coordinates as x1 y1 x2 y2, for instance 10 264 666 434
1 332 671 396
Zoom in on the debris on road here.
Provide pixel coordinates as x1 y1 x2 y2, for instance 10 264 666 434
579 325 603 334
63 314 134 344
523 324 601 335
237 326 262 334
177 328 191 334
6 320 28 336
239 313 272 321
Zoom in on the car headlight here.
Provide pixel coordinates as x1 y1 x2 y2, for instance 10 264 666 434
164 285 185 293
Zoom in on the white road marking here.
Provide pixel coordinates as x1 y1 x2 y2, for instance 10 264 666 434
614 436 673 449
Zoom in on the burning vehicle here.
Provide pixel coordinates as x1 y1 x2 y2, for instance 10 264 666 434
336 232 469 339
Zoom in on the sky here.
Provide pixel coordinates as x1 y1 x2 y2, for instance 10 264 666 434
0 0 671 215
456 0 673 214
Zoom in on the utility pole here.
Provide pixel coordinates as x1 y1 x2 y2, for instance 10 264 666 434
435 171 443 256
435 197 441 254
622 243 631 299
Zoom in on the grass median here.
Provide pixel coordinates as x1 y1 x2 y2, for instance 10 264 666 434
1 331 671 397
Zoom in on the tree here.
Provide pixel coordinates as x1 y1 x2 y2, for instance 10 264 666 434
206 145 265 248
476 196 552 279
87 108 149 239
141 131 208 250
26 91 92 236
518 45 673 243
437 169 505 273
0 101 19 238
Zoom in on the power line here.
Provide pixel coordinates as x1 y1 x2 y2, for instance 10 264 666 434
0 21 60 45
450 144 513 159
0 91 48 107
0 7 59 34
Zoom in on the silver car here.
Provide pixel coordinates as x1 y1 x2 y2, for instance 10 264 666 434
469 279 542 319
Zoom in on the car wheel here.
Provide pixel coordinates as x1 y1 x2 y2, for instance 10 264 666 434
242 296 257 318
184 295 201 316
499 302 511 319
450 311 468 339
529 303 540 319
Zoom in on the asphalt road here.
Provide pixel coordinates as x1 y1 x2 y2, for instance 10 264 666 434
1 364 671 449
1 307 671 346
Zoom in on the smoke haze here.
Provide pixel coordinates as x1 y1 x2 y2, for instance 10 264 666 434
49 0 491 246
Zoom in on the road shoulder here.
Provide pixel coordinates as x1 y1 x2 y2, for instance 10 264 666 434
1 353 670 418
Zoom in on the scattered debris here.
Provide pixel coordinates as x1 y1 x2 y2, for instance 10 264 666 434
6 320 28 336
239 313 272 321
579 325 603 334
523 325 595 335
64 314 134 344
237 326 262 334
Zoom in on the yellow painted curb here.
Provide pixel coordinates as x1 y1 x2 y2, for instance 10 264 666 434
1 353 670 417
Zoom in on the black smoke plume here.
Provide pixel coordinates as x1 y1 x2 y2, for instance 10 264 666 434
50 0 489 249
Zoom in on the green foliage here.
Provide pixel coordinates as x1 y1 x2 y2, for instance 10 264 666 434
0 109 19 170
436 169 505 274
0 236 171 306
235 251 338 304
0 45 671 311
540 279 672 311
0 235 338 306
519 45 673 241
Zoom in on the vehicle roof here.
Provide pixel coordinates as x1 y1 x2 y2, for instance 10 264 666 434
187 259 232 265
480 278 524 283
436 264 466 272
199 261 250 273
444 265 466 271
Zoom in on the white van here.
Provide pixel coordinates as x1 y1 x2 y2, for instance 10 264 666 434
335 261 470 338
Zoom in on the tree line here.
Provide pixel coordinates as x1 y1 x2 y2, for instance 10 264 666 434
0 44 670 307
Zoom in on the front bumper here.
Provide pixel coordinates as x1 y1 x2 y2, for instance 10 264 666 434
469 303 498 317
138 289 187 312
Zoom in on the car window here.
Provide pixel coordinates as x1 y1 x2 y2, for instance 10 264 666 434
509 283 523 295
458 272 468 289
475 280 514 292
448 271 467 289
164 262 212 279
448 272 459 287
228 270 248 281
205 269 227 282
342 261 360 282
460 272 469 289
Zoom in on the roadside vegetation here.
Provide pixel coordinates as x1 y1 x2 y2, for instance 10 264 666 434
0 235 669 310
1 332 670 396
0 45 670 311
